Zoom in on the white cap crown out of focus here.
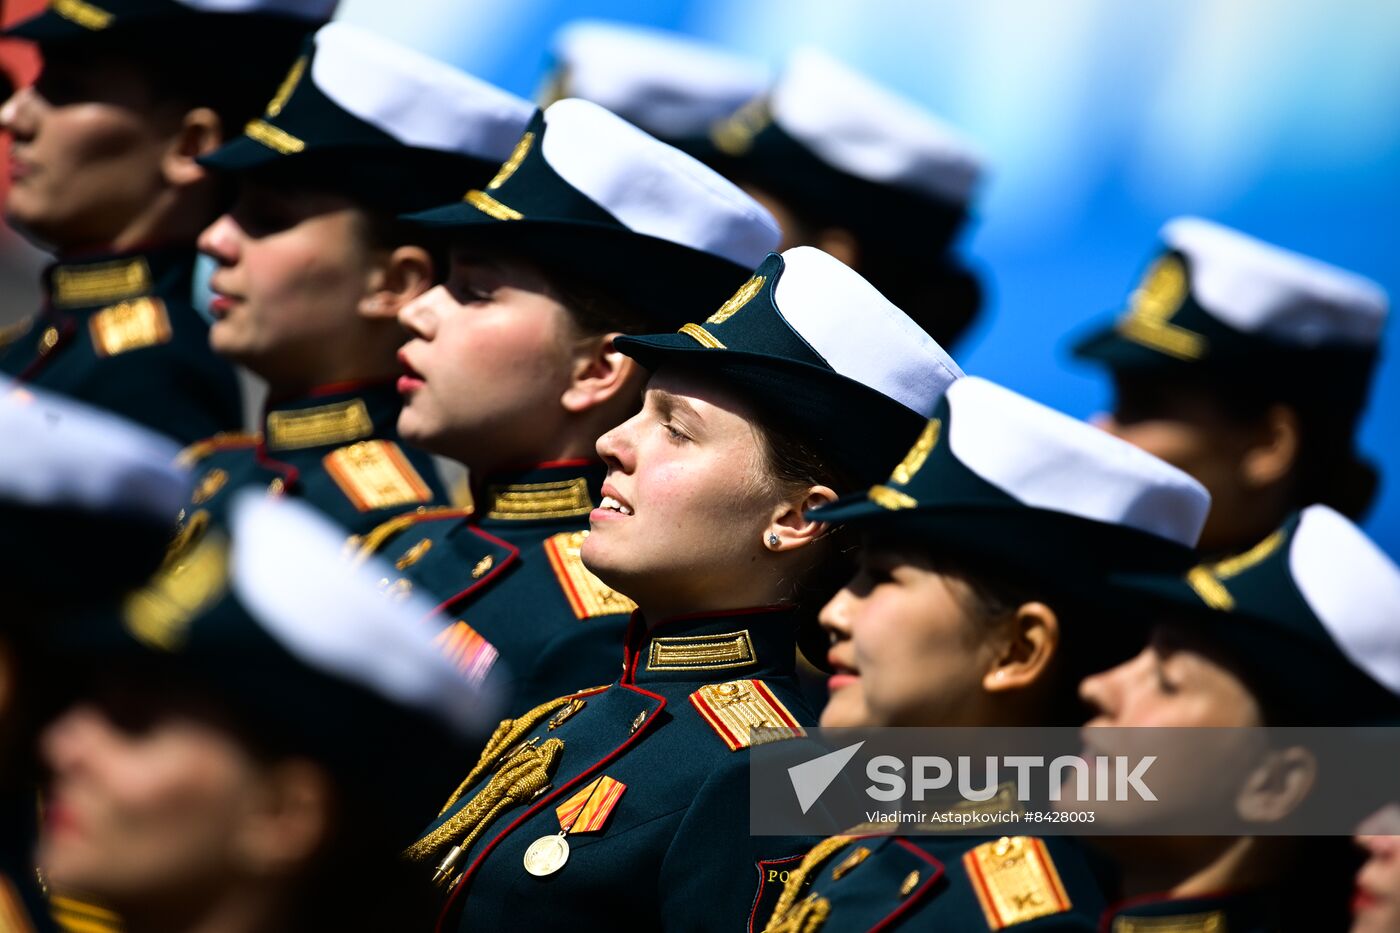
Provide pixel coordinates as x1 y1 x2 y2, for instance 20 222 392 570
548 21 769 139
770 47 985 205
945 376 1211 547
172 0 337 18
308 21 533 159
541 98 780 266
1163 217 1388 346
0 387 188 520
230 493 496 738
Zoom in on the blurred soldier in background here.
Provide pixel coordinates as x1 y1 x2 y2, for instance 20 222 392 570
539 20 768 146
704 48 987 350
0 0 333 444
1073 217 1389 554
35 494 498 933
0 388 190 933
180 22 533 536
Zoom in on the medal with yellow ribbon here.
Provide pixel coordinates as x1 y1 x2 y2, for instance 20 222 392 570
522 775 626 877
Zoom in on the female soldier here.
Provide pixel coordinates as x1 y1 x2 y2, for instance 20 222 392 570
400 245 962 932
1080 504 1400 930
359 97 780 709
0 390 189 933
180 22 533 536
1073 217 1388 554
761 375 1212 932
35 494 494 933
0 0 332 444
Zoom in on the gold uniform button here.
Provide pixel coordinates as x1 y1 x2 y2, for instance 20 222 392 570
38 326 60 354
900 870 920 897
267 478 285 495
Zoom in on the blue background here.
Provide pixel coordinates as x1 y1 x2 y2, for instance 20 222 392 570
341 0 1400 557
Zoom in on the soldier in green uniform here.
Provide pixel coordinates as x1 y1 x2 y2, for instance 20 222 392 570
1072 217 1389 554
1081 504 1400 931
357 96 781 707
761 375 1212 932
0 0 333 444
0 388 191 933
177 22 533 537
402 245 963 932
33 494 498 933
703 48 986 349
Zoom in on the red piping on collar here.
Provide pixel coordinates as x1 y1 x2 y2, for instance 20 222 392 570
252 442 301 491
480 457 601 481
873 839 944 933
435 681 668 933
621 605 793 684
428 526 521 618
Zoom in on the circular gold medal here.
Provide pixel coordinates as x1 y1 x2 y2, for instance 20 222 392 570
523 833 570 877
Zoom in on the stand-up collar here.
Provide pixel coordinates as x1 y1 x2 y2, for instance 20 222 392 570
45 244 194 311
261 380 403 453
623 605 801 685
476 459 605 526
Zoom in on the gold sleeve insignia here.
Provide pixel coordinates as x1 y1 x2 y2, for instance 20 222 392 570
323 440 434 512
964 836 1072 929
543 530 637 619
88 297 172 358
689 679 805 752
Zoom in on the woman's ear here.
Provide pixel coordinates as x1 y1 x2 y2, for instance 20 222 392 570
1237 745 1316 823
982 601 1060 693
1241 403 1301 490
162 106 222 188
765 486 839 552
360 246 435 320
561 333 641 414
230 758 333 876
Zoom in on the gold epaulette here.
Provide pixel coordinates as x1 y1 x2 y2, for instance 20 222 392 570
964 836 1072 929
176 432 258 467
351 506 474 564
689 679 805 751
323 440 434 512
88 297 172 357
543 530 637 619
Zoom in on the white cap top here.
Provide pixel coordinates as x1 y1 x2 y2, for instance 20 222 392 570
944 376 1211 546
0 386 188 521
772 246 962 415
1289 505 1400 695
172 0 336 18
541 98 780 267
770 48 985 206
230 493 498 738
310 22 532 161
1164 217 1388 346
550 21 769 139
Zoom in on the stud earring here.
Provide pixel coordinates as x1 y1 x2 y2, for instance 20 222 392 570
767 533 780 548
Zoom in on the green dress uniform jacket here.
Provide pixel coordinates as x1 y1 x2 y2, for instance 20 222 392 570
177 380 447 537
406 606 823 933
763 833 1110 932
0 247 241 445
355 461 634 710
1099 890 1279 932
